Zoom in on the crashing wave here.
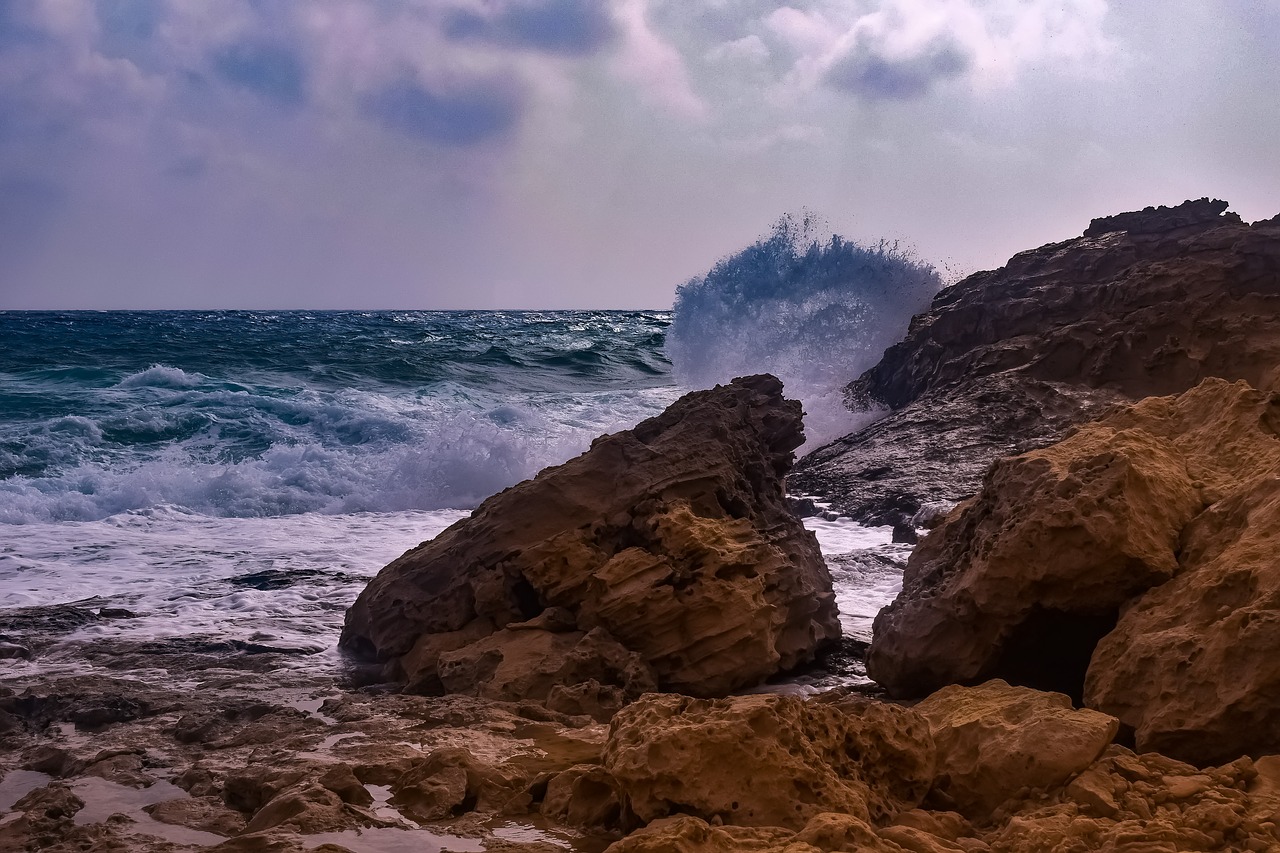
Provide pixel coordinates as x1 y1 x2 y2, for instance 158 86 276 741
666 212 941 450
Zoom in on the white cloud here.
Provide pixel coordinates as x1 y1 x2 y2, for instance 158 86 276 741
705 34 770 65
766 0 1114 101
612 0 708 119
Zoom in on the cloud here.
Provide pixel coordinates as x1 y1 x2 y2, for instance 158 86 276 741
443 0 618 56
361 75 526 146
613 0 706 119
826 33 970 100
767 0 1114 101
212 40 308 106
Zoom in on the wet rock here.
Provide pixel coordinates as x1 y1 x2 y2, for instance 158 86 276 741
23 745 85 778
793 200 1280 526
540 764 622 829
603 693 934 831
0 641 31 660
390 747 527 821
914 680 1119 817
146 795 247 835
343 375 838 699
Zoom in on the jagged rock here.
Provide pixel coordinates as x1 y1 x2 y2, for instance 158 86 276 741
914 681 1119 817
792 200 1280 526
342 375 838 699
603 693 935 831
983 745 1280 852
869 377 1280 765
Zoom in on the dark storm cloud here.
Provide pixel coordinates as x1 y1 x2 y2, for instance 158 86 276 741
361 76 525 146
212 40 308 106
826 36 971 101
443 0 617 56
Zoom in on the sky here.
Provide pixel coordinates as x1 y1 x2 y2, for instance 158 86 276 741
0 0 1277 310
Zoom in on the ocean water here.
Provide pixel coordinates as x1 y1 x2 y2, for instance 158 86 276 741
0 310 900 684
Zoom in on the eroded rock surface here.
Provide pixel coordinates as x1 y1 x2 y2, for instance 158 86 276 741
342 374 838 701
603 692 935 830
792 199 1280 526
869 378 1280 764
914 680 1119 818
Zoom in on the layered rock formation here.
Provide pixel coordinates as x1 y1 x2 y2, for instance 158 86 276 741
341 374 839 705
792 199 1280 526
869 378 1280 764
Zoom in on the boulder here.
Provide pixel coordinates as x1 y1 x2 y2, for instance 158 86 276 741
869 377 1280 765
602 693 935 831
1086 472 1280 764
913 680 1119 817
792 199 1280 526
342 374 838 699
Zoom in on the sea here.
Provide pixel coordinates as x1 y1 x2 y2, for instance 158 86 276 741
0 310 908 687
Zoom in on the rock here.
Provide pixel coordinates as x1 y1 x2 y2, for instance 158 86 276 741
869 377 1280 765
1086 471 1280 764
792 200 1280 526
389 747 527 821
146 795 248 835
603 693 934 831
0 642 31 660
540 764 622 829
435 626 656 711
913 680 1119 817
983 745 1280 852
342 375 838 699
603 815 799 853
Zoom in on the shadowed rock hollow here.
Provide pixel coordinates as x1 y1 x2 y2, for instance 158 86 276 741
341 374 839 708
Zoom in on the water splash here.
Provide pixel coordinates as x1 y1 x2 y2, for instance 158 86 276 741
665 212 940 450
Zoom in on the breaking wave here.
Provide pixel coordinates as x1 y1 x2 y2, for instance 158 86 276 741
666 212 941 449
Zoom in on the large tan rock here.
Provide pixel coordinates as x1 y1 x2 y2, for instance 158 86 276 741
869 378 1280 765
914 680 1118 817
603 693 935 831
342 375 838 700
1086 474 1280 764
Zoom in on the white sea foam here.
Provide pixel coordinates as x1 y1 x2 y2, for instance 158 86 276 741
0 508 466 680
0 384 680 523
116 364 206 389
0 508 906 686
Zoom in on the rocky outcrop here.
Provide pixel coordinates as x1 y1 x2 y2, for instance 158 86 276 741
868 377 1280 764
341 374 838 703
603 693 936 830
792 199 1280 526
914 680 1119 817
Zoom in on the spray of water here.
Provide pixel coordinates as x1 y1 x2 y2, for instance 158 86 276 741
666 212 941 451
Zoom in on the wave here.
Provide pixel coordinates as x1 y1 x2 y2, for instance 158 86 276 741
0 311 680 524
116 365 205 389
666 213 941 449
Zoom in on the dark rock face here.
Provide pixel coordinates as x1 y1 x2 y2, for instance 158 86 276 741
791 199 1280 525
341 374 838 703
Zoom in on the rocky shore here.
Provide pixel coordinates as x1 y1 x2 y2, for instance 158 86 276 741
5 199 1280 852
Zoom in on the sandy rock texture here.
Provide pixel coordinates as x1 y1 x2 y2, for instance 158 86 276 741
342 374 839 703
603 693 935 830
792 199 1280 526
869 377 1280 764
